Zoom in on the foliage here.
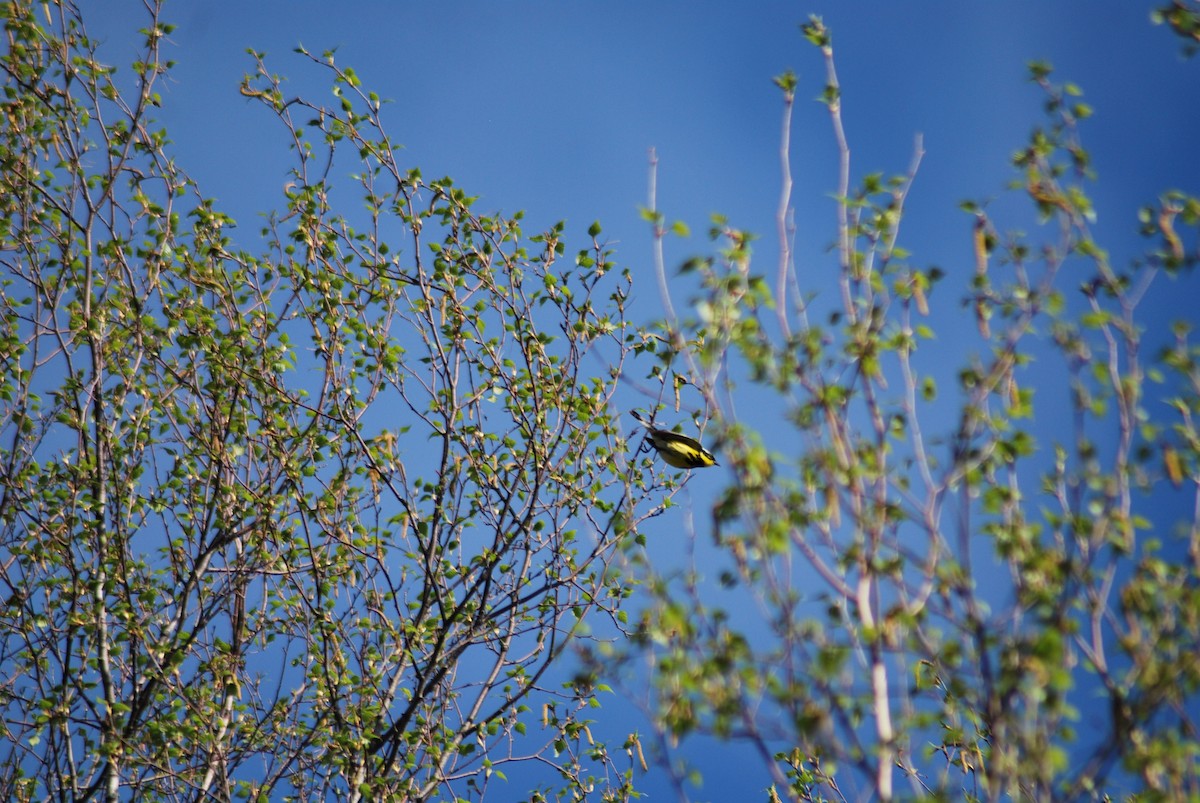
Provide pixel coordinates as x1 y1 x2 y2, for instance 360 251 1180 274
0 2 672 800
1154 0 1200 56
606 14 1200 802
5 4 1199 802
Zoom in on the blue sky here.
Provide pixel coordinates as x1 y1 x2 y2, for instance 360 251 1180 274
93 5 1200 441
91 1 1200 798
98 1 1200 283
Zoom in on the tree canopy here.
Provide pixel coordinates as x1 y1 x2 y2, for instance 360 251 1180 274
2 3 1198 802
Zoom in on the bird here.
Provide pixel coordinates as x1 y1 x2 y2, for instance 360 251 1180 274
631 410 718 470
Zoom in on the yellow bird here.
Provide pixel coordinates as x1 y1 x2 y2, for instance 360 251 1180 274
631 410 718 470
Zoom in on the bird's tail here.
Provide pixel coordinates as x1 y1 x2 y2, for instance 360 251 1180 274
630 409 653 429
